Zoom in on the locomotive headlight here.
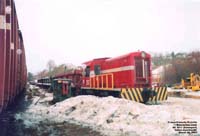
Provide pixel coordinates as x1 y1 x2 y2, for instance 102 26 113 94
141 51 146 58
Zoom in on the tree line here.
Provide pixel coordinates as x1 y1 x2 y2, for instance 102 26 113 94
152 51 200 85
28 60 77 81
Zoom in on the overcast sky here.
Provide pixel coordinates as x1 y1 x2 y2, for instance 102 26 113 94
14 0 200 74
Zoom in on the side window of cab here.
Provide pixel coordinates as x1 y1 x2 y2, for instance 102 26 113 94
85 66 90 77
94 65 101 75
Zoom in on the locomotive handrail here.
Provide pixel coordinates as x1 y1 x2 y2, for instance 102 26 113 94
90 73 114 90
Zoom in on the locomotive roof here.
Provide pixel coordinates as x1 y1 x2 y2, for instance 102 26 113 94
106 51 150 62
83 57 110 65
82 51 150 65
105 53 132 62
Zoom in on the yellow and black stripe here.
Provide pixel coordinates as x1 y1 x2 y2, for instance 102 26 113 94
120 87 168 103
150 87 168 101
120 88 144 102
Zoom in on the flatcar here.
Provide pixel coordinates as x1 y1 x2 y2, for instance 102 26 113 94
37 70 82 92
36 77 51 89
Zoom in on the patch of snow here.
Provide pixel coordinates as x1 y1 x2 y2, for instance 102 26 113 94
167 88 188 92
15 88 200 136
186 91 200 96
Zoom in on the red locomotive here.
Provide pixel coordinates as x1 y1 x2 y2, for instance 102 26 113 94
37 51 167 103
80 51 165 103
82 51 151 89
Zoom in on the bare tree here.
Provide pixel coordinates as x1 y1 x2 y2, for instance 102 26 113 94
153 51 200 85
47 60 56 76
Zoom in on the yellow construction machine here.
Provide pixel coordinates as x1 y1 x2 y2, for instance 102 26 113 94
181 73 200 91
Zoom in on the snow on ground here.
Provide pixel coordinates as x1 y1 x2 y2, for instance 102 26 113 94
167 87 188 92
168 87 200 98
186 91 200 96
15 87 200 136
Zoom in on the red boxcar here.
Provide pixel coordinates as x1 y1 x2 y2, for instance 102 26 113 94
0 0 27 113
